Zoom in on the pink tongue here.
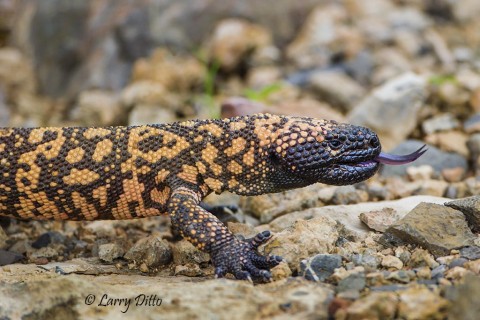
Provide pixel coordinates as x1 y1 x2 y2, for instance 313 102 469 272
374 145 427 165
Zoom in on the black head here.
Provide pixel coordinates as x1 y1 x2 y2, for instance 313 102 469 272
268 118 381 188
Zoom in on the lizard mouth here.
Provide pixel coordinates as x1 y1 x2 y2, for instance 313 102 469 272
333 144 427 180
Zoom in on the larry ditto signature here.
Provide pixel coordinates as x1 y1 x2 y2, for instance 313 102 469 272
85 293 163 313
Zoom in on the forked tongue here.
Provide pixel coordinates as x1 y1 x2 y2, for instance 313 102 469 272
374 145 427 165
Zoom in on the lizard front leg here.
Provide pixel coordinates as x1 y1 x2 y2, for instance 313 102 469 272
168 187 282 282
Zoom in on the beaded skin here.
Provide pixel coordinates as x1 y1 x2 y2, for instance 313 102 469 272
0 113 381 281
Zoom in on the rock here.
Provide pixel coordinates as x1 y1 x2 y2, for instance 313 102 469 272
0 227 7 249
460 246 480 260
0 272 334 319
467 134 480 175
131 48 203 92
345 292 398 320
448 258 468 268
382 202 476 256
286 4 363 69
348 72 427 150
398 287 449 320
300 254 342 282
308 71 366 113
406 165 434 181
445 274 480 320
463 113 480 133
464 259 480 274
120 81 180 111
422 113 460 135
386 270 413 283
246 66 282 89
445 266 472 281
431 265 447 280
425 131 469 157
336 272 366 293
13 1 321 99
270 261 292 281
31 231 66 249
395 247 412 265
351 253 381 270
445 196 480 232
207 19 273 71
269 196 450 241
0 250 23 266
170 239 210 266
441 167 466 183
69 90 125 126
381 255 404 270
97 243 125 263
124 235 172 268
380 140 468 177
263 217 339 271
240 184 325 223
414 179 449 198
359 208 402 232
30 247 58 260
331 186 369 205
415 267 432 280
128 104 178 126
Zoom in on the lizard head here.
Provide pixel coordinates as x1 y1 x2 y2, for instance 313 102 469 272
268 117 426 187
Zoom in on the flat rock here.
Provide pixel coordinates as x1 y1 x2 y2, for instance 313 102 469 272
445 196 480 232
360 208 402 232
348 72 427 150
0 272 333 319
380 140 468 177
269 196 450 241
382 202 476 257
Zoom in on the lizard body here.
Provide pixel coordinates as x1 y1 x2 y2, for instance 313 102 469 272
0 113 385 280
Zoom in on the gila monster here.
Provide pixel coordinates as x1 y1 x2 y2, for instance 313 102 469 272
0 113 426 281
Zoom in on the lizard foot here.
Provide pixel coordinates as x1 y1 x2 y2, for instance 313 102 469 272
212 230 282 282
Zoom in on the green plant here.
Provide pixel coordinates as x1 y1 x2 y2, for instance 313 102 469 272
429 74 457 86
194 49 221 118
244 83 282 102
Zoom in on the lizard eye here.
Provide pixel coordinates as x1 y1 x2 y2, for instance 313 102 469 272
329 140 342 149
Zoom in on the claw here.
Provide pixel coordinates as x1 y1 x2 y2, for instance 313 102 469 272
215 266 227 278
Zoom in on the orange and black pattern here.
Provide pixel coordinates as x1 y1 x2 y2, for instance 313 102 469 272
0 113 381 281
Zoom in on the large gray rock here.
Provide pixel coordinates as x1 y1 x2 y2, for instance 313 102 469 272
445 196 480 232
380 140 468 177
382 202 476 256
268 195 451 241
348 72 427 150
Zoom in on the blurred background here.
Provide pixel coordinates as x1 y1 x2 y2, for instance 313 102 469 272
0 0 479 168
